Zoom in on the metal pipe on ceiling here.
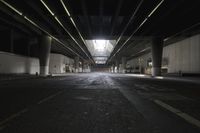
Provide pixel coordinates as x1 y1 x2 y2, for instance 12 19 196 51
40 0 93 63
108 0 165 63
59 0 94 63
0 0 83 59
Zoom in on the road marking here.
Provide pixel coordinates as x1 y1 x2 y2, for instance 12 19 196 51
0 91 63 130
37 90 63 104
154 99 200 128
0 108 28 130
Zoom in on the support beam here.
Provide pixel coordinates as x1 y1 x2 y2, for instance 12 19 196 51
81 0 92 38
40 0 93 62
25 0 62 35
107 0 164 63
151 37 163 76
110 0 123 36
0 2 41 35
39 35 52 76
0 17 32 35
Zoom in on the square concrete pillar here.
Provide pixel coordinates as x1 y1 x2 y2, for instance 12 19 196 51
75 56 79 73
121 57 127 73
151 37 163 76
39 35 52 76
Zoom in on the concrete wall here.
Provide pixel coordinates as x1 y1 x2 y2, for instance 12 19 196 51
163 34 200 73
0 51 39 74
83 65 91 72
127 53 151 74
127 34 200 74
49 53 74 74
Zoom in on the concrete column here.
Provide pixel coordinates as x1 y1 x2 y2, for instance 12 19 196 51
122 57 126 73
87 64 91 72
80 61 83 72
115 60 119 73
75 56 79 73
151 37 163 76
39 35 52 76
83 61 91 73
82 61 85 72
111 64 115 73
109 66 112 73
112 66 115 73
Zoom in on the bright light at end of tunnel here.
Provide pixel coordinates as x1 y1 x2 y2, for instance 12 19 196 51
93 40 107 51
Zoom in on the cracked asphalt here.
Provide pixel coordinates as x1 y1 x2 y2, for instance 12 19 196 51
0 73 200 133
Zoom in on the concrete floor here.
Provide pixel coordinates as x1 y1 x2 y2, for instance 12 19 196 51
0 73 200 133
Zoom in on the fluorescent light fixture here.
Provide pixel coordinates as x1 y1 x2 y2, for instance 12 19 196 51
60 0 88 46
59 0 94 63
0 0 82 58
40 0 55 16
70 18 77 28
60 0 71 17
55 16 64 27
24 16 80 57
40 0 92 62
0 0 23 15
148 0 164 18
24 16 39 28
108 0 164 63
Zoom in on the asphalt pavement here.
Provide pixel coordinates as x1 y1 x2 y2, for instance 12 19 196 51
0 73 200 133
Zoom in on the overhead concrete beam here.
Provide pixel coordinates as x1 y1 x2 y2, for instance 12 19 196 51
0 3 42 35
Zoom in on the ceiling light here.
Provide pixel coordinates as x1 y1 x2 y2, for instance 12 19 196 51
60 0 71 17
0 0 23 15
40 0 55 16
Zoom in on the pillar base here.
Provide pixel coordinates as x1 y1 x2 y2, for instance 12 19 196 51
152 67 161 76
122 69 126 74
75 69 79 73
40 66 49 76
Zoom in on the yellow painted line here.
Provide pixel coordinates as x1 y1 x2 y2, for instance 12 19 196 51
37 91 63 104
0 108 28 130
154 99 200 128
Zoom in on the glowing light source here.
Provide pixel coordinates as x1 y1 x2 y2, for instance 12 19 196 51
93 40 107 51
0 0 23 16
85 40 116 64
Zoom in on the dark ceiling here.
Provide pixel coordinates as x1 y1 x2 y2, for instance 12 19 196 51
0 0 200 64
